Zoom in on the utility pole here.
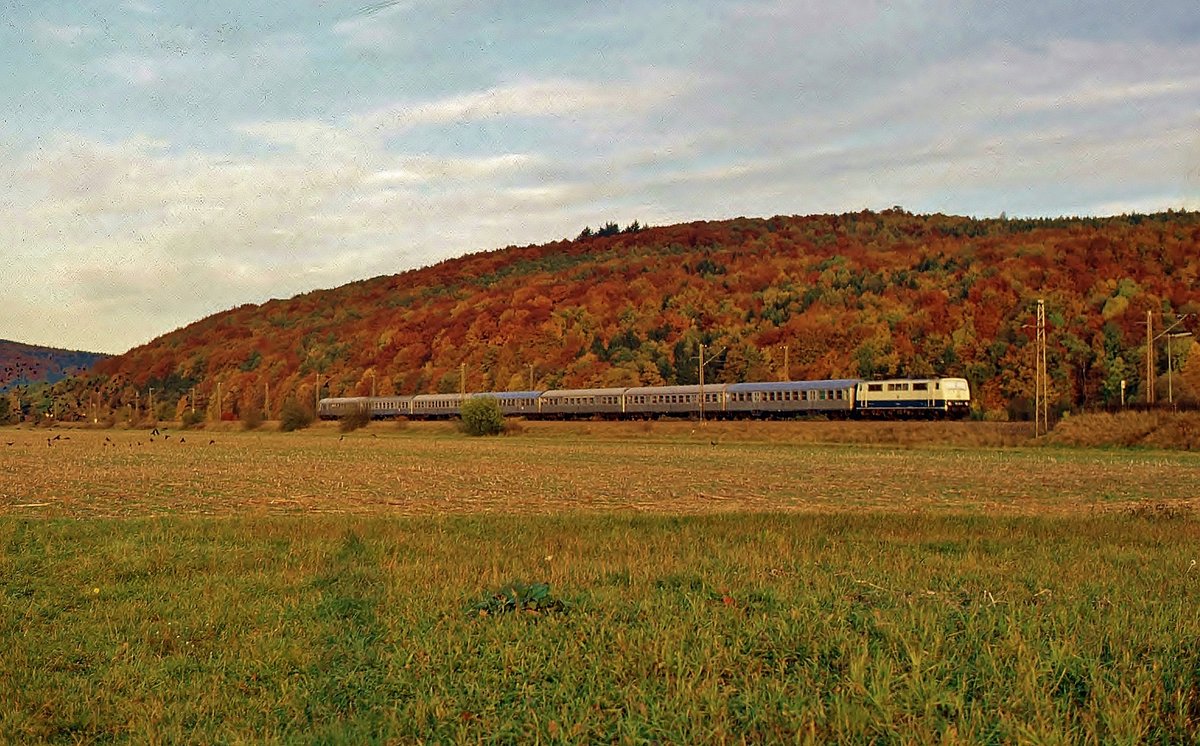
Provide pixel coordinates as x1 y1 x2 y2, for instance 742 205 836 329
190 386 196 414
1033 299 1048 437
1167 331 1193 405
782 344 789 382
460 363 466 395
698 343 706 424
148 388 154 420
264 381 270 419
314 373 320 413
216 382 221 421
1146 310 1154 405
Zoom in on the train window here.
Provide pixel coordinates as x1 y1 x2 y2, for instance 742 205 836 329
867 383 883 392
912 382 928 391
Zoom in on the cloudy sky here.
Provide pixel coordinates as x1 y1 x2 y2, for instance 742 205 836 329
3 1 1198 353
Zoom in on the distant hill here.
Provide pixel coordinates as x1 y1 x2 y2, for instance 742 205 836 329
0 340 110 392
47 210 1200 420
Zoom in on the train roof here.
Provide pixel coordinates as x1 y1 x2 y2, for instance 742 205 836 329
624 384 729 395
725 379 862 392
473 390 542 400
411 393 469 402
539 387 629 398
318 397 368 404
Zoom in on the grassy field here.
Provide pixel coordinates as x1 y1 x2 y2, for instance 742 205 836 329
2 423 1198 743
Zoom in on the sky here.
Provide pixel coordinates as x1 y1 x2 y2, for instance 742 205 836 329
2 1 1198 354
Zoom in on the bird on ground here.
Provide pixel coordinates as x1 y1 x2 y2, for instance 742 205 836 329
209 439 215 445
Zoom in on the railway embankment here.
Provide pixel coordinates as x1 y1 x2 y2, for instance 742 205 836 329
1046 410 1200 450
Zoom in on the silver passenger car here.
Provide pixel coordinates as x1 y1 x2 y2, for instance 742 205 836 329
477 390 542 416
623 384 728 418
366 395 413 418
725 379 859 417
537 388 628 418
317 397 369 420
410 393 471 418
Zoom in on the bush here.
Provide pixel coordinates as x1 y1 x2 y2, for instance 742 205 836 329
0 397 16 426
339 403 371 433
280 398 314 432
180 410 205 429
460 396 504 436
241 407 264 431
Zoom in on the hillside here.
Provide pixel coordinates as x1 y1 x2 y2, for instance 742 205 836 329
0 339 109 393
43 210 1200 421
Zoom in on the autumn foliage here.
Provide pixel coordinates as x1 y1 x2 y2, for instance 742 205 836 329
54 209 1200 420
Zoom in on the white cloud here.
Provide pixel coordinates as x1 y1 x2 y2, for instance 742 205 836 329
34 21 95 45
353 74 689 133
124 1 160 16
99 53 162 86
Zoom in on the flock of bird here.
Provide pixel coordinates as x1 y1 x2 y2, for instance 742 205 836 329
3 429 217 448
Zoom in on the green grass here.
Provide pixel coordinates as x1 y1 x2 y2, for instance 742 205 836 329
3 513 1198 743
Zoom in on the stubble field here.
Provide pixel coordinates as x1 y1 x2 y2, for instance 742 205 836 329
2 422 1198 743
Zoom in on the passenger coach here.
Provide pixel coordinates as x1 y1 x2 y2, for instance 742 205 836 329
623 384 727 418
726 379 859 418
537 388 627 418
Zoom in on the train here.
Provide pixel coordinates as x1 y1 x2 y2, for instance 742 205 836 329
318 376 972 421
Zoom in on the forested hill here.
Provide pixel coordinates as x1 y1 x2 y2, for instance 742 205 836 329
71 210 1200 419
0 340 109 392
